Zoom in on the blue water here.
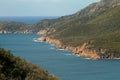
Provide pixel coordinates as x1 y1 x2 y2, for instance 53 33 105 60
0 16 57 24
0 34 120 80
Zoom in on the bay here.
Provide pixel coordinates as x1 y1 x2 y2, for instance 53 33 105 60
0 34 120 80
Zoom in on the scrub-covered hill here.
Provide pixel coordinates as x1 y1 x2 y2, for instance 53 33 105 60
39 0 120 59
0 48 58 80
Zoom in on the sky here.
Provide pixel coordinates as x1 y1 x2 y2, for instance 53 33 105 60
0 0 100 17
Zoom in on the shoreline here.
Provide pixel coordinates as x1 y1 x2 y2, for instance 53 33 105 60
38 36 120 60
38 36 100 60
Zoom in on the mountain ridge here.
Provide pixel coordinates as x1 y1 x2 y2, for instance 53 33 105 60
38 0 120 59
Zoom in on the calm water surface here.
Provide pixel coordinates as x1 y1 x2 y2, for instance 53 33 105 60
0 34 120 80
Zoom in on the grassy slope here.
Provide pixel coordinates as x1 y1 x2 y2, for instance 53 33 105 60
48 6 120 53
87 6 120 52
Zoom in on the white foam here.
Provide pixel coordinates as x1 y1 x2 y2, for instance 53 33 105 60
84 58 91 60
57 49 66 51
110 58 120 60
75 54 80 57
33 38 42 42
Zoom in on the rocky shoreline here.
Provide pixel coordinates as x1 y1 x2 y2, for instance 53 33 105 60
38 36 99 60
38 36 120 60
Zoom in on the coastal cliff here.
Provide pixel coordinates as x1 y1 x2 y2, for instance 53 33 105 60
38 37 61 45
36 0 120 60
37 30 47 35
38 37 100 60
39 36 120 60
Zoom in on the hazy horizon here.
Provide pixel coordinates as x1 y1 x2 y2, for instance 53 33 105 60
0 0 100 17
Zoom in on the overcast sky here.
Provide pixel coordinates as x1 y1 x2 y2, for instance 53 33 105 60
0 0 100 16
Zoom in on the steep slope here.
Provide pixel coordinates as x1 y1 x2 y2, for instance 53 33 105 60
0 48 58 80
40 0 120 59
47 0 120 33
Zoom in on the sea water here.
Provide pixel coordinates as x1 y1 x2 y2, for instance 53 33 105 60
0 17 120 80
0 34 120 80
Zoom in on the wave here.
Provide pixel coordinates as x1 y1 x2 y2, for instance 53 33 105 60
74 54 80 57
73 54 91 59
33 38 41 42
113 58 120 60
84 58 91 60
105 58 120 60
56 49 66 51
74 54 91 59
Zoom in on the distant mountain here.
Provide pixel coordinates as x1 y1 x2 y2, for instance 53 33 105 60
0 17 57 34
0 21 32 34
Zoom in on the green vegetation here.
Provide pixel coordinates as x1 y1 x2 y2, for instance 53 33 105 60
0 0 120 57
0 48 58 80
46 0 120 54
0 20 54 33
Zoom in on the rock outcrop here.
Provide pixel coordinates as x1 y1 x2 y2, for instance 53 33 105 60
38 37 100 59
37 30 47 35
38 36 120 60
